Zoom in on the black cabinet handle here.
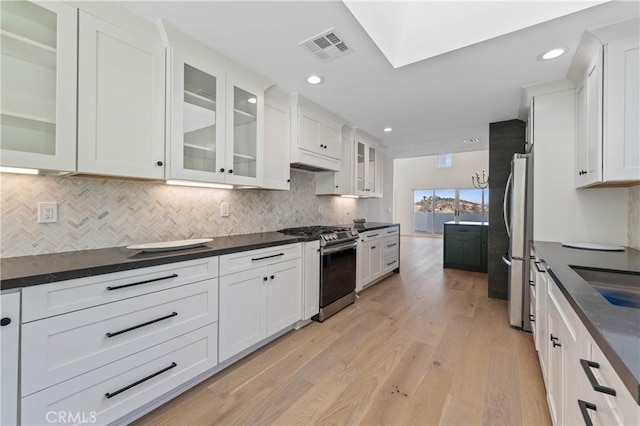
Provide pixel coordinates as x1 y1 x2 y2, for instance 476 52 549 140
580 359 616 395
335 185 339 188
387 243 397 248
287 179 291 183
1 317 11 326
579 170 587 176
550 334 561 346
106 274 178 291
220 168 225 173
105 362 177 399
228 169 233 174
371 246 376 249
106 312 177 338
156 161 163 166
368 234 380 238
553 341 562 348
387 260 397 266
251 253 284 262
578 400 596 426
270 275 275 280
534 261 545 273
263 277 268 281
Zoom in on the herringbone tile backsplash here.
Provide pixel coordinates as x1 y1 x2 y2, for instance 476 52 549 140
1 170 387 258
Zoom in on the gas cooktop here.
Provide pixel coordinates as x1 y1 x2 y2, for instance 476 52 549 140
278 226 358 246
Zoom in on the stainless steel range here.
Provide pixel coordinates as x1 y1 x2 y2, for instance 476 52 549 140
279 226 358 321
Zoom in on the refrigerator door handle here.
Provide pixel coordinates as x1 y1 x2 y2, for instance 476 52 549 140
503 172 513 238
502 254 512 266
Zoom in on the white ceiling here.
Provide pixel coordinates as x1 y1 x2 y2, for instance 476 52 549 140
120 1 639 159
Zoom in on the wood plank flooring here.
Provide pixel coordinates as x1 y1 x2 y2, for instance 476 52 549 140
135 236 551 426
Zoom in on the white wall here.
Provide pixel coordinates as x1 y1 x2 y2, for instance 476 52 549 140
533 89 629 245
393 151 489 235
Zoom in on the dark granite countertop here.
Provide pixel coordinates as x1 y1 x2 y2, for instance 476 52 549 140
532 241 640 404
444 221 489 226
1 232 318 290
351 222 400 232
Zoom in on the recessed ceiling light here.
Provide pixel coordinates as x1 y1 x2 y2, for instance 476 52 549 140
538 47 566 61
248 97 257 104
306 75 324 85
383 127 393 132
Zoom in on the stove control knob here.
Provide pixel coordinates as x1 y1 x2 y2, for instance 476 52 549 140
331 233 338 240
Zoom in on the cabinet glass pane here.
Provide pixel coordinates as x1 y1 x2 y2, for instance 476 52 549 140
183 64 217 173
356 141 365 191
232 86 257 178
0 1 56 155
368 146 376 192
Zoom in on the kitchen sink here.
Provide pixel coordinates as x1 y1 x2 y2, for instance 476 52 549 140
571 266 640 309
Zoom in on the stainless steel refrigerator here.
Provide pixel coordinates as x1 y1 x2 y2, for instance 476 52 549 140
502 153 533 331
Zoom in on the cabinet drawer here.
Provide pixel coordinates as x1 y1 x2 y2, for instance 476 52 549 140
383 253 398 272
361 230 383 240
21 324 217 426
383 236 399 256
383 226 399 236
444 225 482 235
582 332 639 425
22 279 217 396
22 257 218 322
219 243 301 276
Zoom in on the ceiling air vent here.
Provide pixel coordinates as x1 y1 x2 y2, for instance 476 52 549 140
300 28 353 63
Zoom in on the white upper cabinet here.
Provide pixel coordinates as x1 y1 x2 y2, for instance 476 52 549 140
162 22 270 187
354 129 383 198
0 0 77 172
315 126 352 195
77 11 165 180
573 19 640 188
290 93 345 172
263 86 291 190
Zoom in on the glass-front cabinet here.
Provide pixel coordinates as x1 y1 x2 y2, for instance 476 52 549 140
354 130 382 197
165 23 268 186
0 0 77 172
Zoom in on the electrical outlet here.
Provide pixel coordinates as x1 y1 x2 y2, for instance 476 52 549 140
38 202 58 223
220 202 229 217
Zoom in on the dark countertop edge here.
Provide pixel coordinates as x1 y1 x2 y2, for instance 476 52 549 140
444 221 489 226
352 222 400 232
1 234 319 290
532 241 640 404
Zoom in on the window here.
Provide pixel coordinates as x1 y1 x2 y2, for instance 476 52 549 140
414 188 489 235
436 154 452 168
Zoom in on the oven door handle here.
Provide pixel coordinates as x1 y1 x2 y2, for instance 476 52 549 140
321 241 358 255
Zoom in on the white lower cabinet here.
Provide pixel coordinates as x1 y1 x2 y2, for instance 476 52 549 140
531 248 639 426
302 240 320 320
22 324 217 426
219 249 302 363
20 257 219 425
357 227 399 292
1 292 20 426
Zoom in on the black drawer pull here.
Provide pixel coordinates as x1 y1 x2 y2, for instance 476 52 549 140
578 400 596 426
368 233 380 238
387 260 397 266
251 253 284 262
105 362 177 399
387 243 397 248
580 359 616 395
106 312 178 338
106 274 178 291
1 317 11 326
534 261 545 273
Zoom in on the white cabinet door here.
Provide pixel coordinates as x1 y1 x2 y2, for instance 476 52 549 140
322 120 342 160
604 38 640 182
362 239 382 285
225 76 264 186
168 46 226 183
0 0 77 172
298 106 323 155
0 292 20 426
547 300 565 426
303 241 320 320
266 259 302 334
78 11 165 179
218 267 267 362
263 87 290 190
536 268 549 386
354 131 383 198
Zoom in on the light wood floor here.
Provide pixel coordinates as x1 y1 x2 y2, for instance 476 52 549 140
135 236 551 426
